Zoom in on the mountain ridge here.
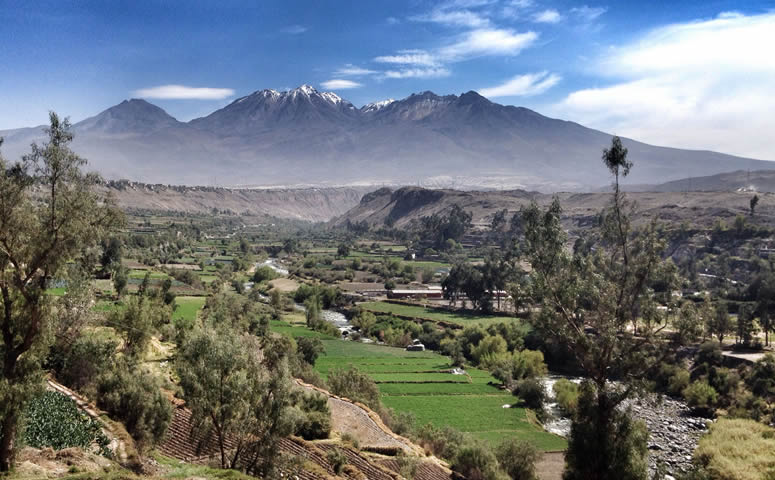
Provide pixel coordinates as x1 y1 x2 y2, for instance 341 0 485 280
0 85 771 191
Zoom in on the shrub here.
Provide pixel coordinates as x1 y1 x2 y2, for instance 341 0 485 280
495 438 539 480
296 337 325 366
553 379 580 416
22 392 111 456
96 361 172 451
396 452 420 479
50 334 117 397
252 265 279 283
326 449 348 474
667 368 690 397
380 407 415 437
327 366 381 411
683 380 718 417
452 441 508 480
291 390 331 440
514 377 546 411
414 424 468 461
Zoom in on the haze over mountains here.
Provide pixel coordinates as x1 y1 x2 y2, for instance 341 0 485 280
1 85 772 191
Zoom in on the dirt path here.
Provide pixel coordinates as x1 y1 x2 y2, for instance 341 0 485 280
536 452 564 480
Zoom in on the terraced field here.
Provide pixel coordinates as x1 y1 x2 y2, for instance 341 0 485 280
272 319 565 451
359 301 523 329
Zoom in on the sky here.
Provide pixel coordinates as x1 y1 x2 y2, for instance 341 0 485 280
1 0 774 160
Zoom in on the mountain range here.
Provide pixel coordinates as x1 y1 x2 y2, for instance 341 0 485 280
1 85 772 191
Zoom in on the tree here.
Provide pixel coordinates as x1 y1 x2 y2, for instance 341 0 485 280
750 194 759 216
708 301 732 343
176 325 294 473
674 300 702 345
100 236 122 274
336 243 351 258
0 115 121 471
522 136 665 480
111 295 170 358
296 337 324 365
112 265 128 298
736 304 757 347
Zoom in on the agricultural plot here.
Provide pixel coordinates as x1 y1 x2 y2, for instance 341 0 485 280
359 301 523 329
270 319 564 451
172 296 206 322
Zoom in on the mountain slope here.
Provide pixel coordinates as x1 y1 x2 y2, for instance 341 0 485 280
0 86 771 190
332 186 775 231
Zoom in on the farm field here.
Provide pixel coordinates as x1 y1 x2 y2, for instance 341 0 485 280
271 319 564 451
359 301 523 329
172 296 207 322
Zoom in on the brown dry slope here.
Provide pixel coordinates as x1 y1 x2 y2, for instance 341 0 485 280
101 182 374 222
333 186 775 231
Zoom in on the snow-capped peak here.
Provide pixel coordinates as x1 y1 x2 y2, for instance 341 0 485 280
321 91 344 105
361 99 396 113
295 84 318 95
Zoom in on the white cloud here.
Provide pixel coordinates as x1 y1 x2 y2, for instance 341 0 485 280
439 28 538 59
320 79 362 89
133 85 234 100
413 9 490 28
335 64 378 76
554 12 775 160
374 49 440 67
383 67 451 79
533 9 562 24
479 71 561 97
281 25 307 34
570 5 606 21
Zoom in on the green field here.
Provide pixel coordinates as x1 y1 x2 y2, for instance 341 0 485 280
270 318 564 451
172 296 207 322
359 301 523 328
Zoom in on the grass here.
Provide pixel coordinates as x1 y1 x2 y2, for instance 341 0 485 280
693 418 775 480
172 296 206 322
269 320 563 451
128 270 168 279
359 301 523 328
381 394 566 451
45 287 67 296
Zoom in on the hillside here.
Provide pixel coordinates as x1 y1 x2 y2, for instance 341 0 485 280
333 186 775 230
630 169 775 193
1 86 771 191
101 182 373 222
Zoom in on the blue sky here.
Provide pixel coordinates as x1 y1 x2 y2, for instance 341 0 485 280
1 0 774 159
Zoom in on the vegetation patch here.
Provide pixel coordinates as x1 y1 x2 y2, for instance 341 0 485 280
22 391 111 456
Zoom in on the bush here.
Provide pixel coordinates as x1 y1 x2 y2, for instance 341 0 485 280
296 337 325 366
96 361 172 451
683 380 718 417
252 265 279 283
49 334 117 397
553 379 579 416
514 377 546 411
291 390 331 440
495 438 539 480
452 441 508 480
414 424 468 461
327 366 381 411
22 391 110 456
326 449 348 474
